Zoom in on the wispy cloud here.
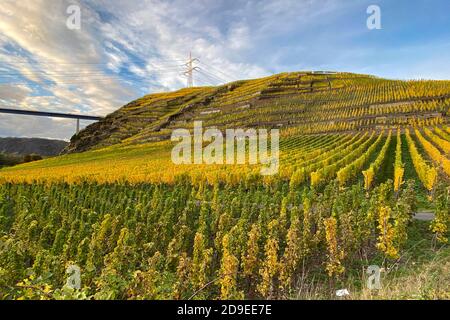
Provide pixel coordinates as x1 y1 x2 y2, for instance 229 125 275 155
0 0 448 139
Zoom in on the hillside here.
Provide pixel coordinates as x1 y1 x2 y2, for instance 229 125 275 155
2 71 450 190
0 137 68 156
64 72 450 154
2 71 450 189
0 71 449 300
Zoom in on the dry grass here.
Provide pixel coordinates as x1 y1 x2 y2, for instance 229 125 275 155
291 221 450 300
352 246 450 299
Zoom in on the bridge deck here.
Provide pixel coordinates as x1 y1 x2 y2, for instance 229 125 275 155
0 108 102 121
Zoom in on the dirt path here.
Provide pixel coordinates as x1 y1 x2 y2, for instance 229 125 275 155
413 211 435 221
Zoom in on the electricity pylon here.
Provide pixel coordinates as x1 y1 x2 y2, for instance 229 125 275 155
183 52 199 88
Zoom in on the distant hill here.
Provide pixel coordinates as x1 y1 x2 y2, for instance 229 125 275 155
63 71 450 154
0 137 68 157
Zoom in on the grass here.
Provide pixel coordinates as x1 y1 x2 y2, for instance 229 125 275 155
341 221 449 300
290 221 449 300
354 222 449 300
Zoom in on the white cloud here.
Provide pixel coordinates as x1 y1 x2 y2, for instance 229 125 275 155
0 0 447 140
0 84 32 102
0 0 351 139
0 113 87 140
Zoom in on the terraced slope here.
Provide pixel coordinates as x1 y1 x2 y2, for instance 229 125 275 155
2 127 450 191
63 87 217 153
64 72 450 153
1 72 449 301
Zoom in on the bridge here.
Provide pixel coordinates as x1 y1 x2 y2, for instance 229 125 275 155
0 108 103 134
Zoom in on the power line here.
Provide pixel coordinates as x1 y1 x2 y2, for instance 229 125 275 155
0 58 186 66
0 68 186 84
196 70 223 85
194 74 217 86
0 54 237 89
0 66 184 77
198 61 235 82
0 71 225 87
197 69 229 85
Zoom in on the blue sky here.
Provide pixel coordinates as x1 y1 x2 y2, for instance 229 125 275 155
0 0 449 140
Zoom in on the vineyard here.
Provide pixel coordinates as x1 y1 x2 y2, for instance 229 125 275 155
0 72 449 299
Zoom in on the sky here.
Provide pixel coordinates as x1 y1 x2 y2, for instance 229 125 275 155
0 0 449 140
